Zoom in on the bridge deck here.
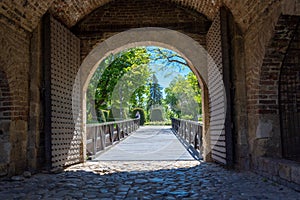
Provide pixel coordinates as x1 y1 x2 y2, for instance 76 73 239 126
94 126 196 161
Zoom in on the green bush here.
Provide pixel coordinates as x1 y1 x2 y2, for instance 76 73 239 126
144 120 171 126
131 108 146 125
150 108 164 121
181 114 196 120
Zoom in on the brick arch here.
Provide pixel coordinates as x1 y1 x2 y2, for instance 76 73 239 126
0 22 30 175
50 0 222 28
245 2 300 116
79 28 210 93
76 27 213 160
6 0 297 33
258 15 299 115
71 0 212 61
248 15 300 160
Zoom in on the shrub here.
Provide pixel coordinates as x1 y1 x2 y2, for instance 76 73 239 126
131 108 146 125
144 120 171 126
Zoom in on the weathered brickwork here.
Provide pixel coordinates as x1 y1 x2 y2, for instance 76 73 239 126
0 1 299 191
0 70 11 176
240 0 299 165
258 15 299 115
72 0 210 61
0 0 53 31
279 19 300 163
0 71 10 121
0 22 30 176
50 0 221 28
242 3 300 190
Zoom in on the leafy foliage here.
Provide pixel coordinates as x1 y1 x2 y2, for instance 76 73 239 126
164 72 202 120
87 47 151 123
86 46 202 124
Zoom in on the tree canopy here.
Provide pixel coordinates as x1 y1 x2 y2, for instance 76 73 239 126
86 46 202 123
165 72 202 120
87 47 151 122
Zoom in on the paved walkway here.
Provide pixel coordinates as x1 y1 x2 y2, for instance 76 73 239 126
0 126 299 199
0 161 299 199
95 126 196 161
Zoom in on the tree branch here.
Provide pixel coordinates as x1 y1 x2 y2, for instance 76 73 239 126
154 48 188 67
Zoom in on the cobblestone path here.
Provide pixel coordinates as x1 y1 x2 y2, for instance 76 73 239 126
0 161 299 199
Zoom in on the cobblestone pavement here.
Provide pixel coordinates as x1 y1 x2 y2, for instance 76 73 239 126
0 161 299 200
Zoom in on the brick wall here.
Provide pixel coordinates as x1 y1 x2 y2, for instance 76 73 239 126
0 22 30 175
0 70 11 121
1 0 299 34
0 70 11 176
279 18 300 161
258 15 298 115
50 0 221 28
72 0 210 61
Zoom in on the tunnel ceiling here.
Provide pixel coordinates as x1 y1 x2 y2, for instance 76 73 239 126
71 0 212 36
1 0 288 33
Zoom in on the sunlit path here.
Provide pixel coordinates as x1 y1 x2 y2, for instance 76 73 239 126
1 161 299 199
94 126 196 161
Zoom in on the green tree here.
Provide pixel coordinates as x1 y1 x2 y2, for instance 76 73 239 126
111 64 152 120
87 47 151 123
165 73 202 121
147 74 163 111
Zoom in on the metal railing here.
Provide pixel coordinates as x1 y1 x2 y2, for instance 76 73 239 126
86 119 140 158
171 118 202 153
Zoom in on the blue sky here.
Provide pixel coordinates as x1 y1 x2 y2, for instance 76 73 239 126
147 46 191 90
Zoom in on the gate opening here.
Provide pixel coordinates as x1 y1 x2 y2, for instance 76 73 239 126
85 46 204 161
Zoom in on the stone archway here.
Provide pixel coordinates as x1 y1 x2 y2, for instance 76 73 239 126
76 27 215 161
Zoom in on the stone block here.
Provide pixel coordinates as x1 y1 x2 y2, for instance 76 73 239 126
267 158 279 176
256 120 272 139
291 165 300 185
278 162 291 181
0 163 8 176
0 142 11 163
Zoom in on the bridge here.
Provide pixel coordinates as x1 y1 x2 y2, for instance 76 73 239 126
1 118 299 199
86 118 202 161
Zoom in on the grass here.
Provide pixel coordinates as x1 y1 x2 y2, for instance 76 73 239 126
144 121 172 126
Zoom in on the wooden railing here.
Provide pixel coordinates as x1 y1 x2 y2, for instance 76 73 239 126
171 118 202 153
86 119 140 158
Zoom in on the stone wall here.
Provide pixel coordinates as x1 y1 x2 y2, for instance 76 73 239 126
0 22 30 176
255 157 300 191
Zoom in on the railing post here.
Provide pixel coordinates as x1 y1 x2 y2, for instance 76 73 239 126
171 118 203 154
86 118 140 156
100 126 105 150
116 124 120 141
93 126 97 155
